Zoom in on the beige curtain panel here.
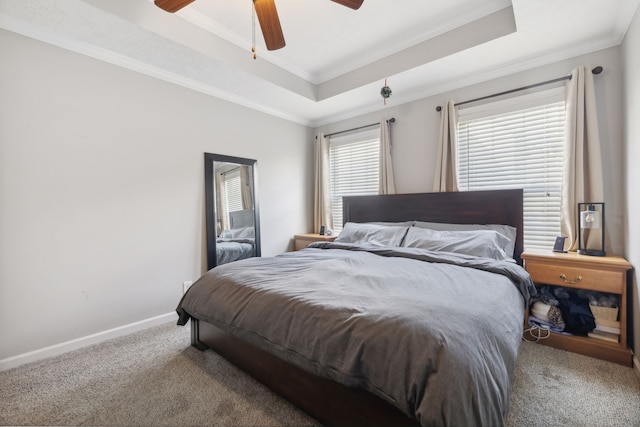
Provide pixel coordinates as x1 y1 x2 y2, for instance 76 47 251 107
433 100 459 192
313 134 333 233
240 165 253 210
379 117 396 195
561 66 605 252
215 171 229 234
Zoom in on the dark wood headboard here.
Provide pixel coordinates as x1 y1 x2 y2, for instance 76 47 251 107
342 189 524 265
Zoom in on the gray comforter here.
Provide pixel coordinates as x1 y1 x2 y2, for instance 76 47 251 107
177 242 535 427
215 239 254 265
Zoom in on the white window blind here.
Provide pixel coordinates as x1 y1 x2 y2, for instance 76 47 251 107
224 169 243 213
329 128 380 231
457 89 565 250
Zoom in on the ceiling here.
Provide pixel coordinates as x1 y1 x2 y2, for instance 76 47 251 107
1 0 639 127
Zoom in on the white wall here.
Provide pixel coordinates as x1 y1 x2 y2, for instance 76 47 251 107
0 29 313 362
622 4 640 361
315 47 627 257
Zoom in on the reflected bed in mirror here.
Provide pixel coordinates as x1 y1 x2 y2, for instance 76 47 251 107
204 153 261 270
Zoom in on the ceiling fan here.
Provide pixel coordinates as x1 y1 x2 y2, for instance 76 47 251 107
154 0 364 51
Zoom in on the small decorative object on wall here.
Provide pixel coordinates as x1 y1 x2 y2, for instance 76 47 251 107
380 79 392 104
578 202 605 256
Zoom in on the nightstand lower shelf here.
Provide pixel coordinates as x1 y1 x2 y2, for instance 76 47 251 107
523 329 632 366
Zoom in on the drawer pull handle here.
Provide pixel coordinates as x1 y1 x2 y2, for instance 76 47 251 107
559 273 582 284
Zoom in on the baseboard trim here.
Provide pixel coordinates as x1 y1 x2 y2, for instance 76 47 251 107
0 312 178 372
634 354 640 379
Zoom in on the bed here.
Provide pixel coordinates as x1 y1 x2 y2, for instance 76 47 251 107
215 210 257 265
177 189 534 427
215 228 255 265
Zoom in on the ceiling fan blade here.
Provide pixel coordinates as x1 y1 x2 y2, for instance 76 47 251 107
154 0 196 13
330 0 364 10
254 0 286 51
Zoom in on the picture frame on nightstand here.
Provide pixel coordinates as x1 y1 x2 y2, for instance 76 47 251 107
552 236 567 253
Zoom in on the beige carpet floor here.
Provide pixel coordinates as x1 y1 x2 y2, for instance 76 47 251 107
1 321 639 426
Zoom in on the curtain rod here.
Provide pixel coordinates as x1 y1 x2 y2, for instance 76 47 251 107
220 166 240 176
323 117 396 139
435 66 603 112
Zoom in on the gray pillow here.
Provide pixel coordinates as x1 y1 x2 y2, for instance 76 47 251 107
403 227 512 261
335 222 409 247
219 227 255 239
412 221 517 258
369 221 413 227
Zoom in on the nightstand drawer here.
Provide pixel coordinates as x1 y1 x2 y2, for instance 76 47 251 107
525 261 624 294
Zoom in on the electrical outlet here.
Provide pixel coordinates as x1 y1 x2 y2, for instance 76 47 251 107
182 281 193 294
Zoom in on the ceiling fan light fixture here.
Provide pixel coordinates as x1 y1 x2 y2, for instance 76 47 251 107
154 0 364 52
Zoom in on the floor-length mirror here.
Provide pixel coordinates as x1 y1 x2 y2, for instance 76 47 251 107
204 153 260 270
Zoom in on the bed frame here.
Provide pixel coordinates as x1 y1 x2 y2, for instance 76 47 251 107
191 189 523 426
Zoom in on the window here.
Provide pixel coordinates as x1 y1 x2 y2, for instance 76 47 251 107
456 88 565 249
223 169 243 213
329 128 380 231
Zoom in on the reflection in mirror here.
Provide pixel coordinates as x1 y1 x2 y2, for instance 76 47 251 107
204 153 260 270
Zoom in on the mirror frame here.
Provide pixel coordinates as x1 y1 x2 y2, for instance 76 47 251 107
204 153 261 270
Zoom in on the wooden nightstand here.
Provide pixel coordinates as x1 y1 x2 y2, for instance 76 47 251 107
521 249 632 366
293 233 337 251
